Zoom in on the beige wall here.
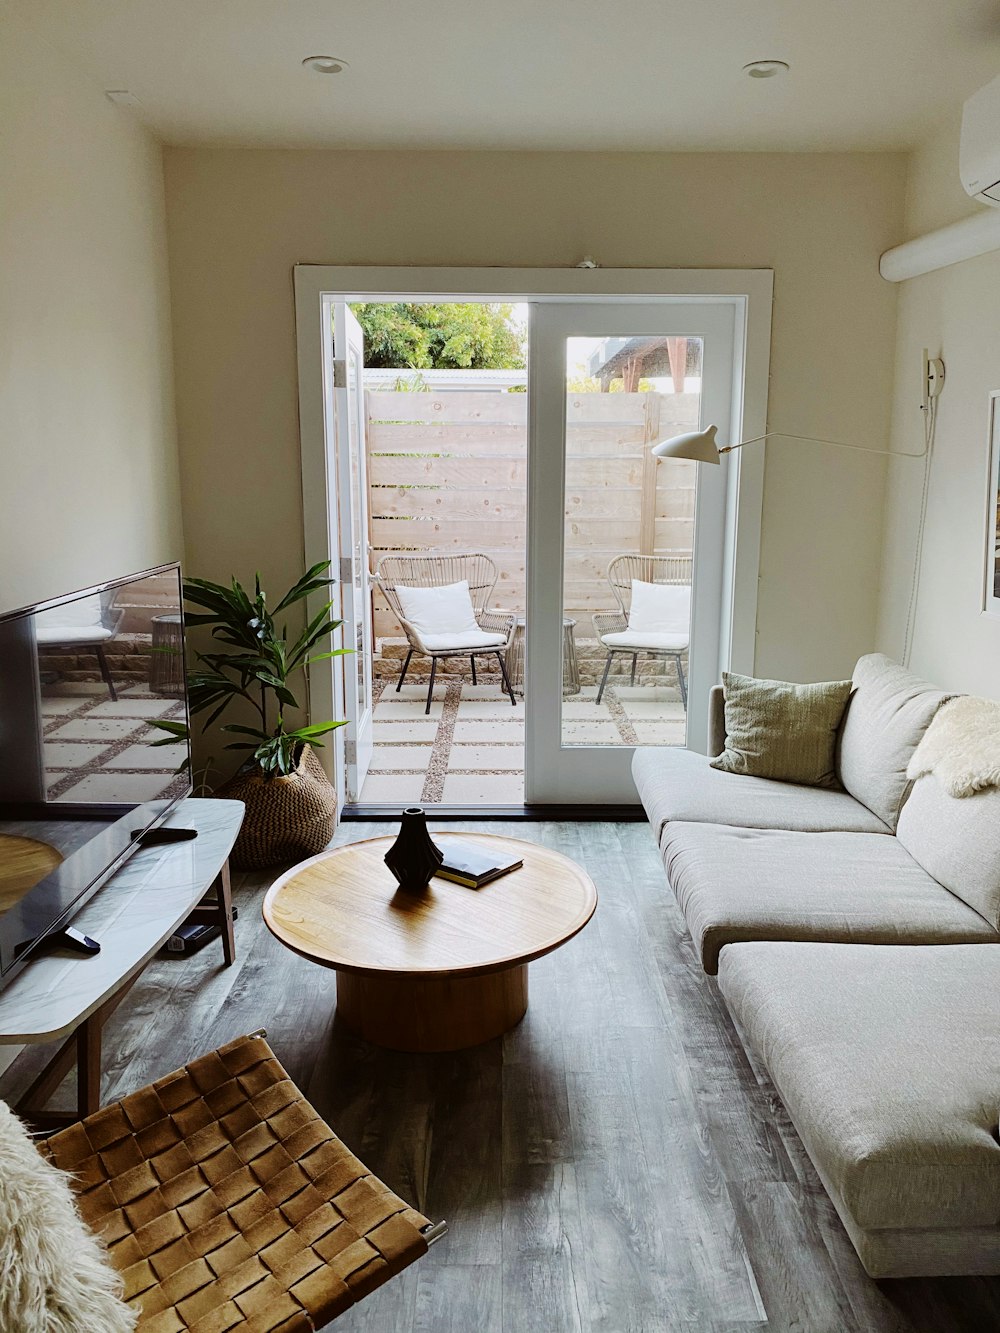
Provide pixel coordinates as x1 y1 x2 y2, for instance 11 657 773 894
0 6 182 612
877 113 1000 697
164 147 906 682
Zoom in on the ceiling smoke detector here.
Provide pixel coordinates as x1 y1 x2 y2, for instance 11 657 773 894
302 55 348 75
743 60 789 79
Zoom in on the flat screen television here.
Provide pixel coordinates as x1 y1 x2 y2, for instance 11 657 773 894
0 564 192 990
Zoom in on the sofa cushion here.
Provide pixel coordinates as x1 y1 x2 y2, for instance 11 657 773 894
710 671 852 788
896 774 1000 930
837 653 950 829
632 747 889 842
718 942 1000 1231
660 821 997 973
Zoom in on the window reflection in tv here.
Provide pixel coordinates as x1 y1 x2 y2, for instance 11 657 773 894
0 566 193 982
30 571 189 806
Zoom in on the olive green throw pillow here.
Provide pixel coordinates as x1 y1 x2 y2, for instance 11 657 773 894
710 671 853 788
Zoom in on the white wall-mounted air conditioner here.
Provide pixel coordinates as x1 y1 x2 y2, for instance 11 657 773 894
961 73 1000 206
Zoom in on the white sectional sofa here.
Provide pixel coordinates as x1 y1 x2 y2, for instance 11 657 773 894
632 653 1000 1276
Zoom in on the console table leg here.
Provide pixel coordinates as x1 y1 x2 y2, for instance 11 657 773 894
17 974 137 1127
76 1016 102 1118
218 861 236 967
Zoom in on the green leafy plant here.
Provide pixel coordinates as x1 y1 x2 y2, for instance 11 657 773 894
351 302 526 370
150 562 348 778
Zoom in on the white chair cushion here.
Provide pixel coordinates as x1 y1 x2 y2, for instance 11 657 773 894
396 581 479 638
602 630 688 651
628 580 690 635
419 629 506 652
35 625 115 645
35 593 110 643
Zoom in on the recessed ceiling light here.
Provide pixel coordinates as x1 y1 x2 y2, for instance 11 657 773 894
302 55 348 75
743 59 789 79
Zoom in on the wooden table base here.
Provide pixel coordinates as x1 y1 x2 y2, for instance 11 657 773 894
335 965 529 1052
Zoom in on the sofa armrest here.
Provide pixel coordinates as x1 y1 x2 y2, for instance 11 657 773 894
708 684 726 757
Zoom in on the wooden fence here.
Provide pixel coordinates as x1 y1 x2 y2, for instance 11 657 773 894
367 390 698 639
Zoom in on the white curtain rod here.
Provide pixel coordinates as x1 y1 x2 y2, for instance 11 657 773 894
880 208 1000 282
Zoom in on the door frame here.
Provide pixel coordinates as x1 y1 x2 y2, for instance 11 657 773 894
294 266 773 809
332 302 375 798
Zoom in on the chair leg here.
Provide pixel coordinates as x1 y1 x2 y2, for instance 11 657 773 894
495 653 517 706
95 644 118 702
675 655 688 710
596 652 614 705
426 657 437 715
396 649 413 693
630 654 638 687
470 656 477 686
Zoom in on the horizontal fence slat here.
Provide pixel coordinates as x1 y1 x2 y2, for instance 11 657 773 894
375 488 526 521
370 455 679 490
369 423 525 454
371 455 526 488
372 519 526 548
366 391 527 425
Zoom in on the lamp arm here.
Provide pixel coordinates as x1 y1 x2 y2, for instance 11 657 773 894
720 431 927 460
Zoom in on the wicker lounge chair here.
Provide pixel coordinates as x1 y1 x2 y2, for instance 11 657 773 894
373 553 517 714
592 553 692 707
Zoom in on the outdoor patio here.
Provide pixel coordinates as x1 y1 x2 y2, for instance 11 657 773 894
359 350 697 805
360 675 686 804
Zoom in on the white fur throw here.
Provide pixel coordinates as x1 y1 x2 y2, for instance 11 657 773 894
0 1101 135 1333
907 695 1000 798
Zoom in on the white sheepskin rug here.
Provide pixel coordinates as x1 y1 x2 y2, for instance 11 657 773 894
0 1100 136 1333
907 695 1000 798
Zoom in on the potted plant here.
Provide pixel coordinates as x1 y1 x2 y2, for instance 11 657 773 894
176 562 347 870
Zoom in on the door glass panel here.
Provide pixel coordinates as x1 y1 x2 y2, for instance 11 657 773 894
560 335 702 748
347 345 370 724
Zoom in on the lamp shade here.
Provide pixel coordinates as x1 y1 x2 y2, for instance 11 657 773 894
650 424 722 464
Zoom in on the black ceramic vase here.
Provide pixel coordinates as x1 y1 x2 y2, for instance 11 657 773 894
384 807 444 894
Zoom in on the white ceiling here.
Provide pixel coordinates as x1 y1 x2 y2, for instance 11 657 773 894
14 0 1000 151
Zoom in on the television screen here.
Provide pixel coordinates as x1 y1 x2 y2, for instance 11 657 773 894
0 564 192 986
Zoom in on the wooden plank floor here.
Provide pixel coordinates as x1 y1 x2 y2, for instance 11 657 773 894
3 819 999 1331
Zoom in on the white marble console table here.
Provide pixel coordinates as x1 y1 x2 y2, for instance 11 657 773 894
0 797 244 1124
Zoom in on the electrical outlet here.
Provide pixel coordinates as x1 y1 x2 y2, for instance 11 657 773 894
922 348 945 408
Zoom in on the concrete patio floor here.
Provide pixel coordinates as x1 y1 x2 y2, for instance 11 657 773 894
359 678 686 804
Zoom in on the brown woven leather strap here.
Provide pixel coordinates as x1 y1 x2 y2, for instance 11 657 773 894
42 1033 430 1330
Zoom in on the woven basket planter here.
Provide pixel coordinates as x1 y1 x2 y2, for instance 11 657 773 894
218 743 336 870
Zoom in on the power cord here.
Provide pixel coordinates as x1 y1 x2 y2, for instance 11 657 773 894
901 393 939 666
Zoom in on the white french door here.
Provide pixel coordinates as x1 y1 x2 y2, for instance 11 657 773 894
332 304 374 798
296 267 771 816
525 300 737 803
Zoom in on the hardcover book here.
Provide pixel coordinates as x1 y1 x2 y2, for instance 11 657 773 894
436 839 523 888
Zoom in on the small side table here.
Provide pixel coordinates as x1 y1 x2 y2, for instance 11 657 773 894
505 617 580 697
149 613 185 695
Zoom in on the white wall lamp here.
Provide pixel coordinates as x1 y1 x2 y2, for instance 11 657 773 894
651 423 929 463
654 351 945 667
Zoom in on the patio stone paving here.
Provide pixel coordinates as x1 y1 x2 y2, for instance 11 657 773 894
449 744 525 770
358 676 687 805
441 772 525 803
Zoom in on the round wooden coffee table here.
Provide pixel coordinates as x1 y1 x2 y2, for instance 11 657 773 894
262 832 598 1052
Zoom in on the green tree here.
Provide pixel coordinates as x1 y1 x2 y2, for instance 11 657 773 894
350 302 525 370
